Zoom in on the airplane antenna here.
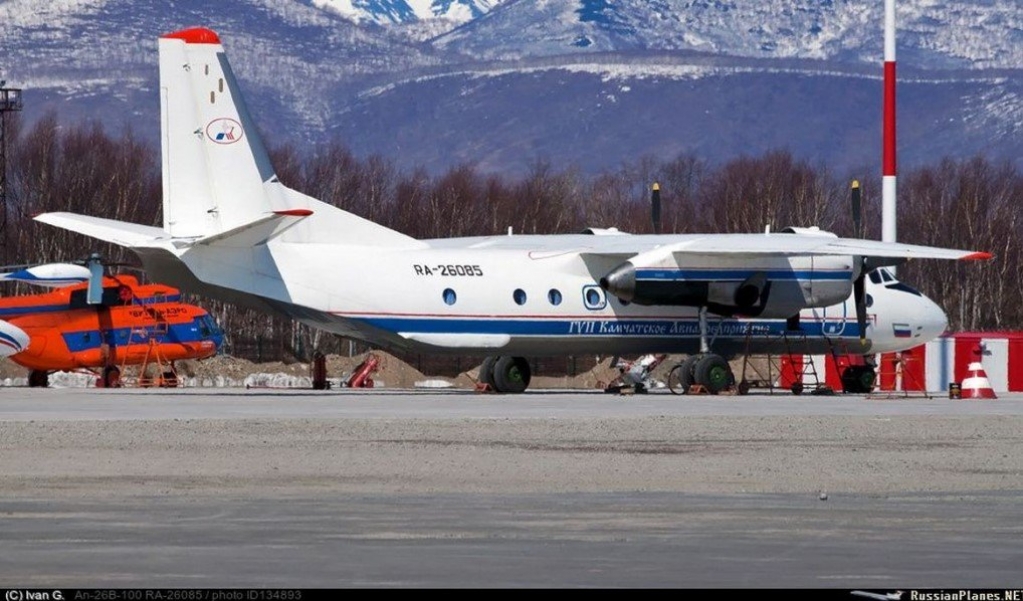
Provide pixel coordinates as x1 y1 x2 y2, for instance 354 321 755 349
882 0 898 272
650 183 661 235
0 83 23 266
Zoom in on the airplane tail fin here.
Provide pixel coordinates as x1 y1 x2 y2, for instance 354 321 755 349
159 28 418 247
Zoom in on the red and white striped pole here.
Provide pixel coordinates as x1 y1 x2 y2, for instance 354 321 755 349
882 0 898 271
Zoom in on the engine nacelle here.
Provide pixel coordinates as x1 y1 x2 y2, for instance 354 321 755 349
600 255 854 318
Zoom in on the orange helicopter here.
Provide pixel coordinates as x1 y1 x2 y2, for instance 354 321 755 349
0 261 223 387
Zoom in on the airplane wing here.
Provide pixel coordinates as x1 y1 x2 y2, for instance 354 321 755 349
668 235 990 262
582 234 990 263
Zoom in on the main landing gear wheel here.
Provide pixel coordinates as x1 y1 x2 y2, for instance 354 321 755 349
668 354 735 395
478 356 497 390
102 366 121 388
492 356 531 394
668 355 701 395
840 365 876 394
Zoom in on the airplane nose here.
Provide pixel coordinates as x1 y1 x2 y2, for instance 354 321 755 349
919 295 949 343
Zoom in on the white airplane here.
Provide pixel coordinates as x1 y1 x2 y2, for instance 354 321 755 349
34 28 991 393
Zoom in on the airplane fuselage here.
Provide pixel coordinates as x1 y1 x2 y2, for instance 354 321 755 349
144 234 946 360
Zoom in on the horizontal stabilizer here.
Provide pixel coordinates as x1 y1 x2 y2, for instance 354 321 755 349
33 213 169 248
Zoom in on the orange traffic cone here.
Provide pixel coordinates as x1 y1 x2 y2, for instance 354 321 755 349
960 360 997 399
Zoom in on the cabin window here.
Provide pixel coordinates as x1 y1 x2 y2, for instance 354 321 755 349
582 285 606 310
548 289 562 306
442 288 457 305
868 271 882 285
513 289 527 306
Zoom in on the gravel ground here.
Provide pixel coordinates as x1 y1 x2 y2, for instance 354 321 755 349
3 415 1022 498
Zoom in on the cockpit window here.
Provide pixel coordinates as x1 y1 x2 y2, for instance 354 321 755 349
199 314 222 337
880 269 895 283
886 281 923 297
868 271 882 284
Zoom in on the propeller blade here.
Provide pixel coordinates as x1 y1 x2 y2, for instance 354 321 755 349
854 269 867 344
851 180 862 238
0 263 90 288
651 182 661 235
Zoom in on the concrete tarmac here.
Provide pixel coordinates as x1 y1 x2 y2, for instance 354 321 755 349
2 388 1022 588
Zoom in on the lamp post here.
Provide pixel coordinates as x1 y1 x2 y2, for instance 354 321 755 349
0 84 24 265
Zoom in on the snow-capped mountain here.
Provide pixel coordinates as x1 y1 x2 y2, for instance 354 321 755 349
0 0 1020 176
311 0 502 25
435 0 1023 69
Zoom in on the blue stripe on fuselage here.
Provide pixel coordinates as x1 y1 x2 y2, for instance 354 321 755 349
0 295 183 319
351 316 863 339
60 318 216 353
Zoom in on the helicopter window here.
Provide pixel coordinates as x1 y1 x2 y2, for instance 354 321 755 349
69 287 130 309
868 271 882 285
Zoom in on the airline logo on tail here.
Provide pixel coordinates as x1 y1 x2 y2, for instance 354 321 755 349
206 118 243 144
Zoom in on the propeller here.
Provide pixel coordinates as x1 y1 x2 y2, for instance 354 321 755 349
650 182 661 235
76 253 141 304
850 180 868 344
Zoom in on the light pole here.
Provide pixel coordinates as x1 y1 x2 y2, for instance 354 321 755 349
0 83 24 265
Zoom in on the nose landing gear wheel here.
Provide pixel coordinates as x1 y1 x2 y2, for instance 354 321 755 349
695 354 735 395
28 370 49 388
